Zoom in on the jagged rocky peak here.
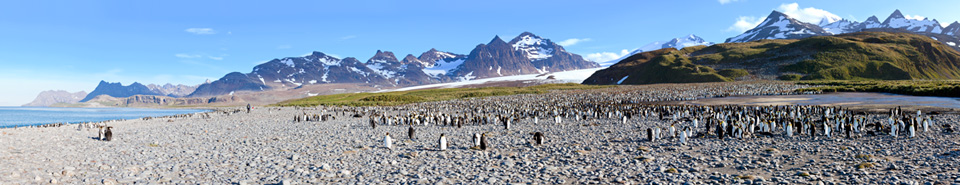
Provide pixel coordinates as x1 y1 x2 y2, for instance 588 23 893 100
367 50 400 64
725 10 831 43
23 90 88 107
883 9 906 24
81 80 161 102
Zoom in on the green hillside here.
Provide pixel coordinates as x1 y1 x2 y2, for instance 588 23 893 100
584 31 960 85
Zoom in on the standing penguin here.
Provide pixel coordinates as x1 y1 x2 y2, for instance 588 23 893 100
439 134 448 151
384 133 394 149
473 133 481 148
533 132 544 146
679 128 688 145
104 127 113 141
504 119 511 130
909 122 916 138
408 126 416 140
98 126 106 141
786 122 793 137
646 128 655 142
479 133 488 150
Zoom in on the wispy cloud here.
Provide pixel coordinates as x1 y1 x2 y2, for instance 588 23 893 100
341 35 357 40
585 49 631 66
176 53 225 60
727 16 763 32
175 53 203 59
557 38 592 47
185 28 216 35
727 3 843 33
718 0 742 5
776 3 841 24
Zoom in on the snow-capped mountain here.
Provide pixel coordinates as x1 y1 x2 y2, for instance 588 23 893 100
189 32 599 97
943 22 960 36
728 9 959 44
820 19 860 35
726 11 831 43
880 10 942 33
604 34 715 67
448 32 599 80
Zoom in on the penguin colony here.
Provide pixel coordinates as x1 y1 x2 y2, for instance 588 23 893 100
284 82 955 152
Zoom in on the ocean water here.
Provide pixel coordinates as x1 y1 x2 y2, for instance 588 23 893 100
0 107 210 128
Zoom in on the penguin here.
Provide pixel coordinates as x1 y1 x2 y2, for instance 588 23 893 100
439 134 448 151
786 122 793 137
408 126 416 140
669 123 676 139
504 119 511 130
384 133 393 149
533 132 544 146
909 122 916 138
716 124 725 140
370 118 377 129
679 128 688 145
98 126 106 141
479 133 488 150
473 133 481 147
104 127 113 141
646 128 654 142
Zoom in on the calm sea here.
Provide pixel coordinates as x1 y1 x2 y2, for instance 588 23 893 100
0 107 209 128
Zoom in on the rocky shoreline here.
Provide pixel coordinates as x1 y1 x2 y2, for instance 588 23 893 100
1 82 958 184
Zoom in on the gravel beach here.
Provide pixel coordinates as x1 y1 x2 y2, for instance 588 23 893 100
2 81 959 184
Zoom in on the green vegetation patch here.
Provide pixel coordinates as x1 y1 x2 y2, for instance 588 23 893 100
275 83 607 107
796 80 960 97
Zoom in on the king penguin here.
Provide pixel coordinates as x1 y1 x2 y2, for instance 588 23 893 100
408 126 416 140
384 133 393 149
533 132 544 146
439 134 448 151
473 133 481 148
104 126 113 141
480 133 488 150
786 122 793 137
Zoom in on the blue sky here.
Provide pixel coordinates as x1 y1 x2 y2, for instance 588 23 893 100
1 0 958 105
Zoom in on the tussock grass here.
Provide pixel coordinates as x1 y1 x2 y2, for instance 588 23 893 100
275 83 606 107
796 80 960 97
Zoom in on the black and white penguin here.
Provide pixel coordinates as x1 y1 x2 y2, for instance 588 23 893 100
384 133 393 149
408 126 416 140
104 126 113 141
533 132 544 145
480 133 488 150
98 126 106 141
473 133 481 147
647 128 655 142
439 134 448 151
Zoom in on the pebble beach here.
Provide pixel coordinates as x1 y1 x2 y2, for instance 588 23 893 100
2 82 959 184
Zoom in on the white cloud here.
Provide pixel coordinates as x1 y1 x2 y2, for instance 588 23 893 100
776 3 841 24
175 53 203 59
341 35 357 40
903 14 925 20
726 3 842 33
585 49 631 66
727 16 763 33
557 38 592 46
208 56 224 60
718 0 742 5
185 28 216 35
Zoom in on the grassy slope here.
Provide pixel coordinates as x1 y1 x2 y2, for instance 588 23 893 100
274 83 608 107
586 31 960 85
796 80 960 97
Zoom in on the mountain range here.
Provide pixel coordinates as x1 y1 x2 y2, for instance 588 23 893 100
22 90 88 107
726 10 960 51
586 31 960 85
79 81 199 102
604 34 714 66
189 32 598 97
